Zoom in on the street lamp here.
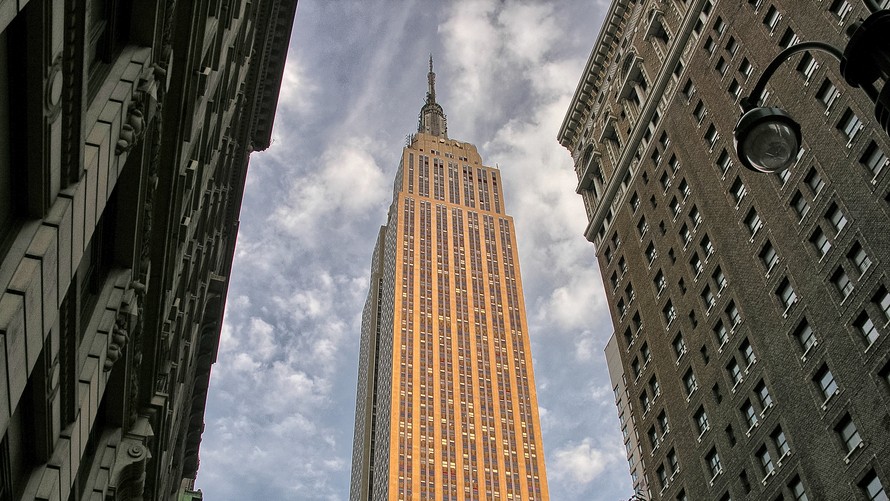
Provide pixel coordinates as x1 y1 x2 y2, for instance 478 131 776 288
734 3 890 173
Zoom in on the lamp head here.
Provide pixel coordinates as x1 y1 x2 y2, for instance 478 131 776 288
734 106 802 174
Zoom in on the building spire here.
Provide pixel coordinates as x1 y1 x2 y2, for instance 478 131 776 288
418 54 447 138
427 54 436 104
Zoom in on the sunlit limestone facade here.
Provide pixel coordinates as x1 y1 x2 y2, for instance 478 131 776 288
0 1 296 500
350 63 549 501
560 1 890 500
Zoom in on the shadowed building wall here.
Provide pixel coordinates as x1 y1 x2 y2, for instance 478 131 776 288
0 1 297 499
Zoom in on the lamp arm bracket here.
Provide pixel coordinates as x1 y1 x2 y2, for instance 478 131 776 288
742 41 845 111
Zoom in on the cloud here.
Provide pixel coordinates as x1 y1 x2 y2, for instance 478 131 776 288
551 438 621 486
269 136 390 247
197 2 631 501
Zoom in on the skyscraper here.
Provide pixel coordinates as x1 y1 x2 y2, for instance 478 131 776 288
560 1 890 500
350 60 549 501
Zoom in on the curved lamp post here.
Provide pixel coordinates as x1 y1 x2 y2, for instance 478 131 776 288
734 4 890 173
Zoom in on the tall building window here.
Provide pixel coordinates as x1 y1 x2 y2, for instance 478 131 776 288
714 321 728 347
715 57 728 76
832 267 853 299
673 333 687 360
682 79 696 101
667 448 678 473
706 448 723 478
717 149 732 176
763 5 780 30
859 470 888 501
728 79 741 99
789 475 810 501
680 223 692 246
630 192 641 212
691 253 704 277
780 27 799 48
640 391 651 413
849 242 872 276
701 234 714 257
725 36 738 55
705 124 719 149
838 109 863 142
836 413 863 454
815 364 839 402
854 311 879 345
657 464 667 488
695 406 710 436
713 16 726 35
726 301 741 327
810 227 831 257
637 216 649 238
727 359 743 386
797 52 819 82
664 301 678 326
702 286 716 311
689 206 703 229
679 179 691 199
771 427 790 458
861 140 889 178
758 446 775 477
650 376 661 398
713 266 727 292
760 240 779 272
669 196 681 219
731 177 747 206
655 270 667 295
740 339 756 367
827 203 849 234
777 278 798 311
646 242 658 264
742 400 759 429
704 36 716 55
684 369 698 396
794 319 817 355
756 380 774 410
816 78 840 109
641 342 651 364
791 191 810 221
806 167 826 196
745 208 763 236
829 0 853 20
739 57 753 79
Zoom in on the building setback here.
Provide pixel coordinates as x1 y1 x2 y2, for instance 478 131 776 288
560 0 890 499
0 1 296 499
350 61 550 501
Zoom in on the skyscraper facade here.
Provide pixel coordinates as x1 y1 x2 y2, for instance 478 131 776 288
560 1 890 500
350 61 549 501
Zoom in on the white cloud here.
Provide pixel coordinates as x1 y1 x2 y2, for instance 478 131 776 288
551 438 620 485
270 136 389 246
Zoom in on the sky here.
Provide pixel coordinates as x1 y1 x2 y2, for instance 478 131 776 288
195 1 633 500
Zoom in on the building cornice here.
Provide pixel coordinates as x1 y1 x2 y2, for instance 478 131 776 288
557 0 631 150
582 0 709 243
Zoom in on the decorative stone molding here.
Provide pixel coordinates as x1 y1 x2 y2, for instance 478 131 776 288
45 54 64 122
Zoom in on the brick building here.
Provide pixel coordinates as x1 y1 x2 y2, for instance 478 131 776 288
560 1 890 499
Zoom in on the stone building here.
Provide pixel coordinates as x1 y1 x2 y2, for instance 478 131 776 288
0 1 296 499
560 0 890 499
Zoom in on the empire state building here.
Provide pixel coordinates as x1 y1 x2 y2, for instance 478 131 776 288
349 59 550 501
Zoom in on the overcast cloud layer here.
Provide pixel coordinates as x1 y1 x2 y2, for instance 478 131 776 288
196 1 631 500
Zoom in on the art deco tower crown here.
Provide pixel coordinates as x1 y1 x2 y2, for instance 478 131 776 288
418 55 448 138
